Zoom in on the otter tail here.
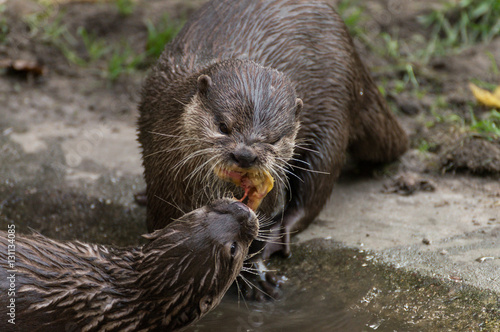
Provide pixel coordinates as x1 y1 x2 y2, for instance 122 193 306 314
348 64 408 163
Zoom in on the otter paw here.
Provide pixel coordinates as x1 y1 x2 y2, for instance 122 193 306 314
240 271 284 301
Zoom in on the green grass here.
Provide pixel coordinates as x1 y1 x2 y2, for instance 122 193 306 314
337 0 366 37
115 0 136 16
469 78 498 91
485 51 499 77
24 5 85 66
23 4 146 81
145 15 184 59
106 43 144 81
419 0 500 49
77 27 110 63
470 109 500 138
417 139 438 153
0 4 8 44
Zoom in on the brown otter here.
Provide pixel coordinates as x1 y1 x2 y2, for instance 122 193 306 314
0 199 258 331
138 0 407 266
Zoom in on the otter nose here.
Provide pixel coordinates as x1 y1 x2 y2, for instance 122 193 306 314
230 148 257 168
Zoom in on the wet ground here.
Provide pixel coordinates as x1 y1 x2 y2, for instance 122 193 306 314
1 0 499 331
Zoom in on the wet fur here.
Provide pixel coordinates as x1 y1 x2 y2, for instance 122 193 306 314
0 199 258 331
138 0 408 257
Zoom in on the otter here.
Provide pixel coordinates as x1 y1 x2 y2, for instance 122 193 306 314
138 0 407 267
0 199 258 331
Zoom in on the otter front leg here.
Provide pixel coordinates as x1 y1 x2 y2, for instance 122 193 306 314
262 121 349 259
262 209 303 259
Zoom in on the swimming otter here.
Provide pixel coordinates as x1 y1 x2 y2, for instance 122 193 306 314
138 0 407 264
0 199 258 331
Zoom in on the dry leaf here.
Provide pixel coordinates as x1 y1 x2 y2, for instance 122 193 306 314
469 83 500 108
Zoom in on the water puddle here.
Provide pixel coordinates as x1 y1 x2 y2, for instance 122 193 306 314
0 184 498 331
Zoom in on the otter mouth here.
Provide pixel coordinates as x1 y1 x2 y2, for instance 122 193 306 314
214 166 274 211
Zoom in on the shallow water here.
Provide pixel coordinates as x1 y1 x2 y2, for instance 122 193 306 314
191 240 499 332
0 181 498 331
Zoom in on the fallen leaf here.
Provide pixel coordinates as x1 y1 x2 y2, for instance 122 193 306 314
469 83 500 109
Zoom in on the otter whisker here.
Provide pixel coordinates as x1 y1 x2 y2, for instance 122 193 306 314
288 157 312 167
173 147 215 170
184 154 219 185
173 98 188 106
257 222 276 229
172 147 215 182
268 165 290 193
238 274 277 300
289 164 330 175
234 277 249 311
147 131 206 143
273 162 303 184
293 144 321 155
240 267 261 276
153 195 186 215
144 143 201 159
241 265 277 274
244 246 266 261
255 237 283 245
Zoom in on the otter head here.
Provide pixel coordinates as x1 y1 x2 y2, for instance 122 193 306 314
182 60 302 208
138 198 258 328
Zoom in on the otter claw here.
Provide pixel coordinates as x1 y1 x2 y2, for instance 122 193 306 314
239 260 284 301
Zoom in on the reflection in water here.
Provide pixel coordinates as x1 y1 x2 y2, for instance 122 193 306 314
191 292 369 332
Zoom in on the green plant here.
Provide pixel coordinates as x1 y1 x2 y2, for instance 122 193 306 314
107 43 143 81
24 6 85 65
470 109 500 138
337 0 365 37
419 0 500 48
77 27 110 63
426 97 465 128
115 0 135 16
0 4 8 43
380 32 400 59
145 15 184 59
485 51 499 77
417 139 437 153
470 78 498 91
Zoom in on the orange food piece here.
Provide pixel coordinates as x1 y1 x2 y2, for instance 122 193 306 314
215 167 274 211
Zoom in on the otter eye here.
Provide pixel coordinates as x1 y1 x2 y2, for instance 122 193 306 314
230 242 237 256
219 123 230 135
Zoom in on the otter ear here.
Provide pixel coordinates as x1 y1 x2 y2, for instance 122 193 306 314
295 98 303 120
197 75 212 94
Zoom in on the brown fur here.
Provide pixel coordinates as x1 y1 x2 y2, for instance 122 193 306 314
0 199 257 331
138 0 408 258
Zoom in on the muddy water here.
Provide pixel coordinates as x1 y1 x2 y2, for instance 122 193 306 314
192 241 499 331
1 184 498 331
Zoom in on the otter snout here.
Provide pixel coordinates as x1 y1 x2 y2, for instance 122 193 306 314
230 146 258 168
208 198 259 241
210 199 256 223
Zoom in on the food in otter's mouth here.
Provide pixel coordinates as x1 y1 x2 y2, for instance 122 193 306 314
215 166 274 211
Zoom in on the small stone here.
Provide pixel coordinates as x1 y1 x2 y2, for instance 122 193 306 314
476 256 495 263
422 238 431 245
439 250 448 255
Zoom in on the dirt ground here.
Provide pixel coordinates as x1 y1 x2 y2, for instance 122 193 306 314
0 0 499 329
